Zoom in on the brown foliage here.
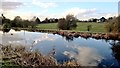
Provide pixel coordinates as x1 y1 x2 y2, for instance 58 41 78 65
1 45 80 67
105 15 120 32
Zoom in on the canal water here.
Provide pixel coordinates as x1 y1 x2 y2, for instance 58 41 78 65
0 29 120 67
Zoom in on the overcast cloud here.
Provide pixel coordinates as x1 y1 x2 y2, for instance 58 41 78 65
2 2 23 10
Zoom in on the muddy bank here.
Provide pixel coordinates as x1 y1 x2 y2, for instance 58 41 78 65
55 31 120 40
25 29 120 40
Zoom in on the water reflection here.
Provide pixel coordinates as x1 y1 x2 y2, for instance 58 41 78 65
61 34 100 42
32 33 57 45
1 30 120 67
63 46 103 66
62 35 90 42
64 36 74 42
3 29 11 33
111 41 120 65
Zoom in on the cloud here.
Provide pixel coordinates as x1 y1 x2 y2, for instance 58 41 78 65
1 0 57 20
29 0 120 2
2 0 19 2
1 0 27 19
0 9 2 14
63 46 104 66
1 2 23 11
62 7 117 20
104 13 118 18
2 9 48 21
2 0 30 2
1 1 117 21
62 7 97 20
32 0 57 8
63 51 76 59
63 7 97 16
1 10 27 20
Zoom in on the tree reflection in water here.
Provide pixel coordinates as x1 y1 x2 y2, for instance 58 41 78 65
62 35 89 42
111 41 120 65
61 35 74 42
65 36 74 42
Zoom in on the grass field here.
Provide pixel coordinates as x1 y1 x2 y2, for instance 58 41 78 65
37 22 106 32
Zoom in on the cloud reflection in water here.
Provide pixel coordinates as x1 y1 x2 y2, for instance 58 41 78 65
33 33 57 45
63 46 104 66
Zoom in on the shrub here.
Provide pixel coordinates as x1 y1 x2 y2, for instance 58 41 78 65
58 14 77 30
87 25 92 31
58 18 67 30
105 15 120 33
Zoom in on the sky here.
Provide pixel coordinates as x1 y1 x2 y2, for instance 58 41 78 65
0 0 120 20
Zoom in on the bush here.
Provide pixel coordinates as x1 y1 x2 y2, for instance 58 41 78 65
87 25 92 31
58 14 77 30
58 18 67 30
2 22 11 33
105 15 120 32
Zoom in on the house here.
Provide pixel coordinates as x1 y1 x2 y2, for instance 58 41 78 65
97 17 106 23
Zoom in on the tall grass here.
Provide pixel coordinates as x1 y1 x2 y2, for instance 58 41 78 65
1 45 80 67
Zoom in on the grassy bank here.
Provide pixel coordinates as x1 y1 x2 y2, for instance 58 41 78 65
36 22 106 33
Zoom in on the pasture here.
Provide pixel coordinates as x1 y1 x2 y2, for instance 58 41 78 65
36 22 106 33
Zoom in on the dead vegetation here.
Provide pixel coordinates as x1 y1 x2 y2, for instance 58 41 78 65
1 45 80 67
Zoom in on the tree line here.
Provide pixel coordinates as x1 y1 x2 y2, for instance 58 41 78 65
0 14 77 30
0 14 120 33
1 14 59 28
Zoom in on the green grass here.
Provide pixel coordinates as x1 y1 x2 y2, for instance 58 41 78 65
36 22 106 33
75 22 106 32
36 23 58 29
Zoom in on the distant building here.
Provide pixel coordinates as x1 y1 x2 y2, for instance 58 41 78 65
97 17 106 23
31 16 41 24
97 19 101 23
